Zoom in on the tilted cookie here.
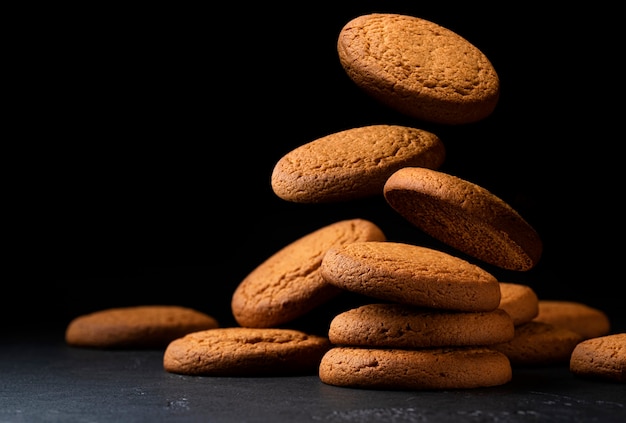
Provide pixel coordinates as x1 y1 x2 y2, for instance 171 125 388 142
163 327 331 376
498 282 539 326
231 218 386 328
490 321 584 366
533 300 611 340
384 167 543 271
319 346 512 390
271 125 445 203
570 333 625 383
337 13 500 125
65 305 219 349
320 241 501 312
328 303 514 348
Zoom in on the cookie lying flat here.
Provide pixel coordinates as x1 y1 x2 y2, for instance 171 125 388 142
533 300 611 339
65 305 219 349
319 346 512 390
328 303 514 348
498 282 539 326
321 241 501 312
271 125 445 203
383 167 543 271
570 333 626 383
163 327 331 376
231 218 386 328
337 13 500 125
490 321 584 366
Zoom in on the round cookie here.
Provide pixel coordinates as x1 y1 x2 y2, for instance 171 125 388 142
231 218 386 328
163 327 331 376
337 13 500 125
320 241 501 312
383 167 543 271
271 125 446 203
490 321 584 366
65 305 219 349
570 333 626 383
498 282 539 326
328 303 514 348
319 346 512 390
533 300 611 339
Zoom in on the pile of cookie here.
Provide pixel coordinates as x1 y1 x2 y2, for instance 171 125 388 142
65 13 624 386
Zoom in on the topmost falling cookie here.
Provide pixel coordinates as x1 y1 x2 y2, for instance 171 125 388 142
337 13 500 125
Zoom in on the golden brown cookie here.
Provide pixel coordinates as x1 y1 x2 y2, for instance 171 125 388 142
328 303 514 348
65 305 219 349
337 13 500 125
163 327 331 376
270 125 446 203
383 167 543 271
320 241 501 312
533 300 611 340
231 218 386 328
570 333 626 383
490 321 584 366
498 282 539 326
319 346 512 390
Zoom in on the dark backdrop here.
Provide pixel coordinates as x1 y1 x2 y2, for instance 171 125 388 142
10 3 623 331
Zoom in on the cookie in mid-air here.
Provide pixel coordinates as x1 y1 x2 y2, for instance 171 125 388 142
320 241 501 312
570 333 625 383
65 305 219 349
337 13 500 125
231 218 386 328
383 167 543 271
163 327 331 376
498 282 539 326
319 346 512 390
328 303 514 348
271 125 445 203
533 300 611 339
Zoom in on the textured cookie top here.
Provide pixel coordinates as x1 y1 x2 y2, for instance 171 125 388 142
320 241 501 312
328 303 514 348
384 167 543 271
271 125 445 203
163 327 331 376
498 282 539 326
337 13 500 124
231 218 386 328
533 300 611 339
65 305 219 349
570 333 626 383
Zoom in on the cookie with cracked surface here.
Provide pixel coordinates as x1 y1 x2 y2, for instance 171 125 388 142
498 282 539 326
319 346 512 390
337 13 500 125
163 327 331 376
328 303 514 348
271 124 445 203
570 333 625 383
231 218 386 328
320 240 501 312
65 305 219 349
383 167 543 271
533 300 611 340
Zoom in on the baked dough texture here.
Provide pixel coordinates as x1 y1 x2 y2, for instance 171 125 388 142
337 13 500 125
533 300 611 339
570 333 625 383
320 241 501 312
65 305 219 349
383 167 543 271
271 125 445 203
498 282 539 326
319 346 512 390
231 218 386 328
163 327 331 376
328 303 514 348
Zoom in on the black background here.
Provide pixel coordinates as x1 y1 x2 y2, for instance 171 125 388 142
10 3 624 332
